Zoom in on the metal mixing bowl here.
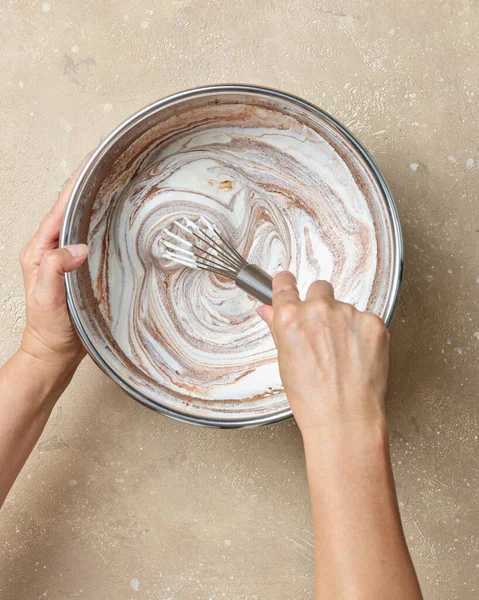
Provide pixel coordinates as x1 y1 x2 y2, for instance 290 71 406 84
61 84 403 428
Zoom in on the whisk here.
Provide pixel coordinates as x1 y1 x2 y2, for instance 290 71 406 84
161 218 273 305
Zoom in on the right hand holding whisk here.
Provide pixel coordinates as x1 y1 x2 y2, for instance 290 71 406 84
258 273 423 600
257 271 390 442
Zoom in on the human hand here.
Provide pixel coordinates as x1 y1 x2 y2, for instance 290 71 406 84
19 165 88 374
257 272 390 441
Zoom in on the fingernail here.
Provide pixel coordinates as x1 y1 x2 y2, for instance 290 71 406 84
66 244 88 258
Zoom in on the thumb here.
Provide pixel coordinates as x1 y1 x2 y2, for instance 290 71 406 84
36 245 88 305
257 305 277 344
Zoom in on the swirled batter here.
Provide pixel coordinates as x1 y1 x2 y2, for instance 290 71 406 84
88 104 377 405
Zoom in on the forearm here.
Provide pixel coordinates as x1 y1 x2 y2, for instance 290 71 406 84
0 350 76 506
304 419 422 600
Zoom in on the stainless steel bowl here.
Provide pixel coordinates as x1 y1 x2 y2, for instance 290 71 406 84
61 84 403 429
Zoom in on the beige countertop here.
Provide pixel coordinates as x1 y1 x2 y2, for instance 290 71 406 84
0 1 478 598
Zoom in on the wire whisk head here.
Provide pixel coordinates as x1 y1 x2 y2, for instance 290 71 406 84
161 217 248 281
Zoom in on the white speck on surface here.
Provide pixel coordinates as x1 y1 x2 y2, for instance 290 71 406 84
58 118 72 132
71 44 78 53
27 473 32 479
448 155 456 163
68 479 78 487
425 274 433 282
19 80 24 88
146 9 154 16
447 339 452 345
42 3 51 12
456 347 463 355
60 159 67 168
141 20 150 29
474 332 479 340
103 103 113 112
130 578 140 592
476 276 479 284
466 158 474 169
224 539 231 546
123 14 129 21
447 269 452 274
410 162 419 171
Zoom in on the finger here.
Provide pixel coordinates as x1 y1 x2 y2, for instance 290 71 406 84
257 304 274 329
305 280 335 302
256 305 278 346
27 157 90 267
272 271 300 309
257 304 273 328
35 245 88 309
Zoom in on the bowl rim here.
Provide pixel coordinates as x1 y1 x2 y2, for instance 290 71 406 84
61 83 404 429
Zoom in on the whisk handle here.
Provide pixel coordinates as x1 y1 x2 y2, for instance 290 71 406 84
236 264 273 306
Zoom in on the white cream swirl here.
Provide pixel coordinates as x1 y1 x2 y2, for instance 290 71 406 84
88 104 377 409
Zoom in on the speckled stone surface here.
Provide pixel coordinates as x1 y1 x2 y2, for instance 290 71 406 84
0 1 478 599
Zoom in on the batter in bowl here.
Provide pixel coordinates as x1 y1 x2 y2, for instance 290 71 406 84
87 104 377 407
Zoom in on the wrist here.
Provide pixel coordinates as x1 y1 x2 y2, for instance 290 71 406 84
14 348 79 411
301 414 389 458
21 327 84 374
302 417 393 509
